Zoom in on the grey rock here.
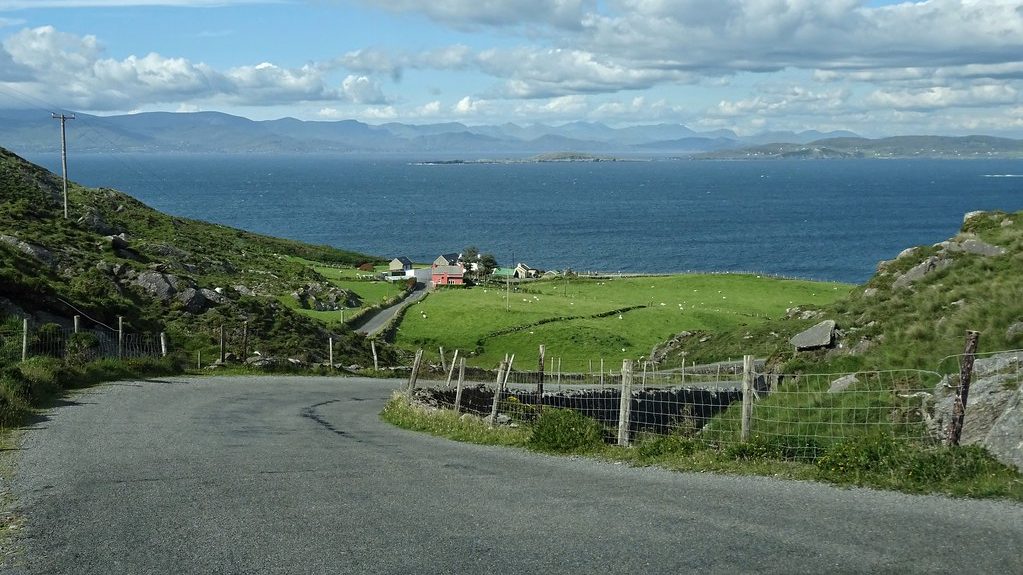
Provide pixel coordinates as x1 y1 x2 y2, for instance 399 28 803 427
1006 321 1023 340
928 351 1023 471
200 288 228 305
828 374 859 393
896 247 918 260
292 282 357 311
103 234 130 251
234 285 255 296
963 210 986 224
790 320 836 350
134 271 179 301
944 238 1006 257
1001 219 1014 227
862 288 878 298
76 208 113 235
892 256 951 289
0 234 55 268
176 288 208 313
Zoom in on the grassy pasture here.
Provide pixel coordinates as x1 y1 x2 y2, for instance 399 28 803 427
281 258 406 323
394 274 851 367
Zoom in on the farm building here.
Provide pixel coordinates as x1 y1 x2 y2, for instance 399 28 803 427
432 253 465 286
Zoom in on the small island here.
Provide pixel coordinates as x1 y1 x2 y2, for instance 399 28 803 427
413 152 628 165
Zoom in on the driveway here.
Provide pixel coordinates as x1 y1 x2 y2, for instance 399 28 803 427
4 376 1021 574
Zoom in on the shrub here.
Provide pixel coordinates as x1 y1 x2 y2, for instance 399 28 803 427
637 433 700 459
816 432 904 478
16 356 65 400
528 408 606 453
66 332 100 366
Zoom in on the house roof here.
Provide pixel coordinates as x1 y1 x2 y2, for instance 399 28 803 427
432 265 464 276
492 267 515 277
392 256 413 267
437 252 460 265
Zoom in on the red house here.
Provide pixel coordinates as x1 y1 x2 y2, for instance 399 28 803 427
431 253 465 286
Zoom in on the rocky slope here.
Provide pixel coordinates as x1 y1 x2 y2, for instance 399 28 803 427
0 147 393 367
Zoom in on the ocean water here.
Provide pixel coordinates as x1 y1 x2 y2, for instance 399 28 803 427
24 153 1023 284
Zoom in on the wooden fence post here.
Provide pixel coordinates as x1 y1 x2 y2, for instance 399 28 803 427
439 347 447 372
740 355 754 442
242 320 248 360
73 315 80 334
406 349 424 399
489 360 508 428
219 325 225 363
371 340 379 371
617 359 634 446
328 337 334 370
197 350 201 370
947 330 981 446
600 358 605 387
160 332 168 357
445 349 459 388
117 316 124 359
537 344 545 396
21 318 28 361
453 358 466 413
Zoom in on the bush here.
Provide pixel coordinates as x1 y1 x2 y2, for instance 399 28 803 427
637 433 700 459
816 432 904 478
527 408 606 453
16 356 65 401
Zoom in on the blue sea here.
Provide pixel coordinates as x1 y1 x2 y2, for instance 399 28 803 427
24 153 1023 284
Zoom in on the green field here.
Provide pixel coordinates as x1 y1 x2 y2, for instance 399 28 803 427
394 274 851 368
280 258 407 324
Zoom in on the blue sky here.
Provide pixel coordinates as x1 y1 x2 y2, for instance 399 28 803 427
1 1 1022 136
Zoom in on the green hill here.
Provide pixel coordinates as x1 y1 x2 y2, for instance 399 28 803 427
0 147 394 367
653 210 1023 372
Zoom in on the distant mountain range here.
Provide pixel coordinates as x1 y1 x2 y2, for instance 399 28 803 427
2 109 1021 158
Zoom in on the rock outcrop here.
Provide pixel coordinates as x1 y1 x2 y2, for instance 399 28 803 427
927 351 1023 471
790 320 836 351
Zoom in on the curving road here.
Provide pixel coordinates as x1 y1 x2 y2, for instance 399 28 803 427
3 376 1021 574
356 283 428 337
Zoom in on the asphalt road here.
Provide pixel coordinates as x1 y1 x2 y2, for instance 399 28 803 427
4 376 1021 574
356 283 428 337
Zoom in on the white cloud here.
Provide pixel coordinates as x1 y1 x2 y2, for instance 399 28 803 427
358 0 594 30
341 74 387 104
453 95 479 114
413 100 442 117
0 25 387 110
866 84 1019 111
361 105 398 120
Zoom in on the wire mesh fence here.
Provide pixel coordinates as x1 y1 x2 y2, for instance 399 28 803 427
407 345 1023 462
0 321 165 367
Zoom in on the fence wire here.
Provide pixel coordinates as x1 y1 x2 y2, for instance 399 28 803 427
410 347 1023 462
0 323 164 367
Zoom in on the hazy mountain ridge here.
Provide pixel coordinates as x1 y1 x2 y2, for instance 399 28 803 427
1 109 830 155
4 109 1022 158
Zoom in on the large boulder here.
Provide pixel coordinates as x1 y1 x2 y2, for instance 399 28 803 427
892 256 951 289
790 320 836 351
292 282 357 311
134 271 183 301
927 352 1023 471
943 238 1007 257
0 234 55 268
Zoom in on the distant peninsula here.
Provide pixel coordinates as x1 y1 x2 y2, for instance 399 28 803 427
694 135 1023 160
414 152 627 165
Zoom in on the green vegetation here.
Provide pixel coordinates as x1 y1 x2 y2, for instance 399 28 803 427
0 146 396 368
0 355 183 429
653 210 1023 374
393 274 850 367
381 395 1023 500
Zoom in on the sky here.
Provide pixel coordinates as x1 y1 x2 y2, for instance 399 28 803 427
1 1 1022 136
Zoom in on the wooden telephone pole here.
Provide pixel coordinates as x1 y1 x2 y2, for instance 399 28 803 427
52 112 75 219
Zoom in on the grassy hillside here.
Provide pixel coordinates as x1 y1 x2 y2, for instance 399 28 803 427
393 274 850 367
0 147 396 366
654 210 1023 372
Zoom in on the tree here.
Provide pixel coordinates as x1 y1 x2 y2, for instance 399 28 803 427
478 253 498 278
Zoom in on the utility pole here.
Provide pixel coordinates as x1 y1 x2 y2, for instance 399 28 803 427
52 112 75 219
